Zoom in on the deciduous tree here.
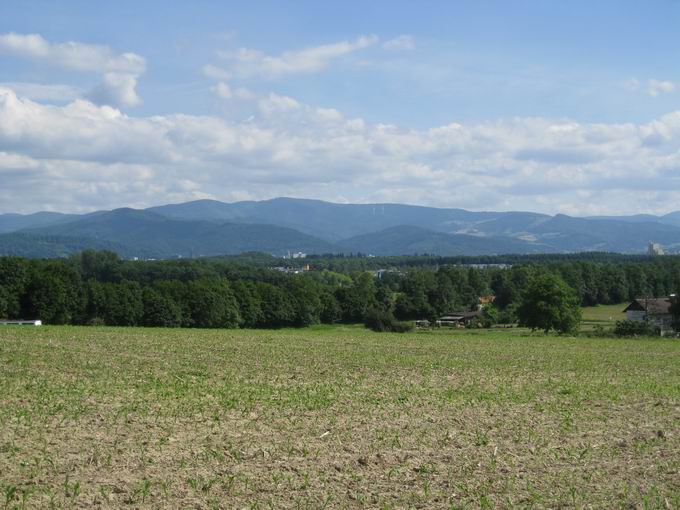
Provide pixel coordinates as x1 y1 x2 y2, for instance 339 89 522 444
517 273 581 334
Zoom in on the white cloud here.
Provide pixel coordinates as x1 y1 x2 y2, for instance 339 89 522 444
3 86 680 215
0 150 39 170
315 107 344 122
648 79 675 97
233 87 256 100
383 35 415 51
211 81 255 101
0 33 145 74
212 81 233 99
87 73 141 108
0 33 145 108
258 93 301 115
0 82 81 102
217 35 378 78
202 64 231 81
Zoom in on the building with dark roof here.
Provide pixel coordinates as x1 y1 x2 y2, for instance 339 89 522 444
622 297 674 332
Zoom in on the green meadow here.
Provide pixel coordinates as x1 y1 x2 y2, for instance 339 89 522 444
581 304 628 330
1 325 679 508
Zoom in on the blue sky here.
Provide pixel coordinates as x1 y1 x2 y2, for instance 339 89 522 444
1 1 680 215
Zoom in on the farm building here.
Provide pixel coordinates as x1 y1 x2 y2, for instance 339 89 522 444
478 295 496 307
437 311 480 327
622 297 675 333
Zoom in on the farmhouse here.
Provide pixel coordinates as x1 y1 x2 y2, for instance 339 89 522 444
622 297 675 332
437 310 480 327
478 295 496 307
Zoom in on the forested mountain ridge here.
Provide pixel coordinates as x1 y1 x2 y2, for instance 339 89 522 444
2 198 680 258
16 208 337 258
337 225 556 256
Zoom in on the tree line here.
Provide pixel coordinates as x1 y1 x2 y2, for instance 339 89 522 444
1 250 680 330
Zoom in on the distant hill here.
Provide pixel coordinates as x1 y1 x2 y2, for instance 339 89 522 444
585 214 661 224
0 211 79 234
3 198 680 258
660 211 680 228
147 198 680 253
528 215 680 252
338 225 556 256
147 198 513 241
0 232 141 258
19 208 337 258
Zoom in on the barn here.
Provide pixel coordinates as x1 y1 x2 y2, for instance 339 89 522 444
622 297 674 333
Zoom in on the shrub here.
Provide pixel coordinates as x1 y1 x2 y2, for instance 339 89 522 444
580 324 612 338
364 308 413 333
471 305 499 328
613 320 657 337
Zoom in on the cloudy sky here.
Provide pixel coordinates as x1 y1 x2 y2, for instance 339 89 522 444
1 0 680 216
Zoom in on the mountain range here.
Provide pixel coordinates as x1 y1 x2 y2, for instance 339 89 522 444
1 197 679 258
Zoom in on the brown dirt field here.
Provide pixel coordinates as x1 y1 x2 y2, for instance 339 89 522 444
1 325 679 508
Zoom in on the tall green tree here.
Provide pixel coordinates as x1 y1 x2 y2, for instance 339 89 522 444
142 287 182 327
186 280 240 328
103 280 144 326
517 273 581 334
23 261 81 324
394 270 436 320
285 276 323 326
231 280 263 328
256 282 296 328
335 272 378 323
0 285 8 319
72 250 122 282
0 256 30 318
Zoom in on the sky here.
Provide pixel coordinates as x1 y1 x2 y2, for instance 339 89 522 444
1 0 680 216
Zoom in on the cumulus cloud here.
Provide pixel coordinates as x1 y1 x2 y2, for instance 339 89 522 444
216 35 378 78
86 73 141 108
383 35 415 51
648 79 675 97
212 81 233 99
202 64 231 81
0 82 81 102
211 81 255 101
0 33 145 108
3 86 680 215
258 93 301 115
0 33 145 74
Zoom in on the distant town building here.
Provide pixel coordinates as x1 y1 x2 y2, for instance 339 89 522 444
373 268 403 279
271 264 311 274
283 251 307 259
648 242 665 256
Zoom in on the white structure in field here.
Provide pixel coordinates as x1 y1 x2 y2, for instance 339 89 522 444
0 320 42 326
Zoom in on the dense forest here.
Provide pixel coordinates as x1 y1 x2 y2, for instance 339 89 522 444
1 251 679 328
